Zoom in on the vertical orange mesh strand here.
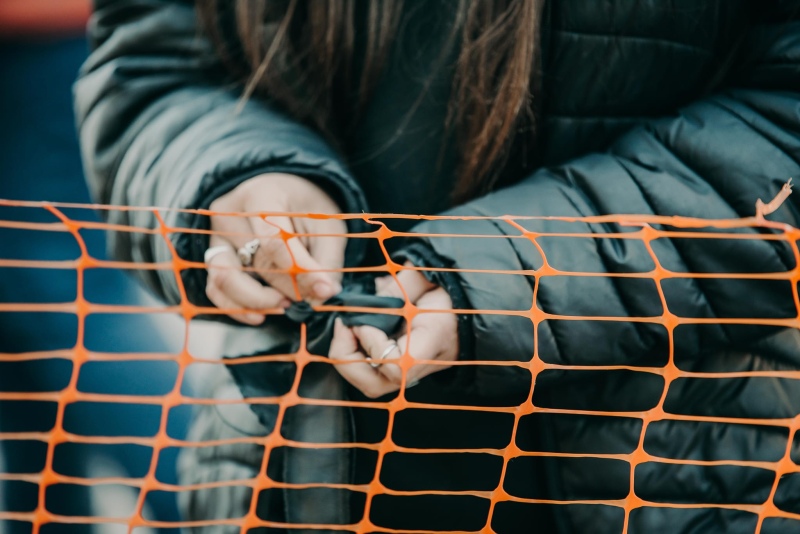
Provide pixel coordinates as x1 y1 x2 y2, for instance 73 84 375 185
0 194 798 533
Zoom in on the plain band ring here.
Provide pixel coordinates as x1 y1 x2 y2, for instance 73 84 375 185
204 245 233 265
380 342 399 360
237 238 261 267
370 341 398 369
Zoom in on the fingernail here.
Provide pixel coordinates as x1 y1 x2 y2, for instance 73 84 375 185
279 298 292 309
314 281 336 300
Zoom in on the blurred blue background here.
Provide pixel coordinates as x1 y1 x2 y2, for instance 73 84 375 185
0 3 192 532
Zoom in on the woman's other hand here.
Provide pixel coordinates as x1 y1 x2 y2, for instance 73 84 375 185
204 173 346 325
328 265 459 398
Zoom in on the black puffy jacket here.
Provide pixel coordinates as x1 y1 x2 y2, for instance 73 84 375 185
76 1 800 532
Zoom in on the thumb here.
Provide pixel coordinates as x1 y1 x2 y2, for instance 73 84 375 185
308 218 347 286
251 215 342 301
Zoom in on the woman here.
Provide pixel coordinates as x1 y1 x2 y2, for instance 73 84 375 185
76 0 800 532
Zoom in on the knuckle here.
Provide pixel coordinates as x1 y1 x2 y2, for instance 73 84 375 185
205 284 220 303
295 272 316 291
205 278 216 292
384 372 403 386
359 339 374 355
367 344 384 359
205 274 216 291
212 269 235 292
209 197 232 213
261 238 285 257
380 283 404 299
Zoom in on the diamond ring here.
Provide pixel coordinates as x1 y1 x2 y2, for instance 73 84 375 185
237 238 261 267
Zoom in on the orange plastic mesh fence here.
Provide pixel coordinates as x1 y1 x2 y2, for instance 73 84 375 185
0 195 799 533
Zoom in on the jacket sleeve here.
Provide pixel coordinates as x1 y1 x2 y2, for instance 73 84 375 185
404 3 800 398
74 0 367 306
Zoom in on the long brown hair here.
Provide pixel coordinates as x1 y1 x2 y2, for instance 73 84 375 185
196 0 545 202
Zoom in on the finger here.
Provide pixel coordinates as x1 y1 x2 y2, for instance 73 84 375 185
375 264 436 303
250 216 342 302
329 320 398 399
280 219 343 300
205 236 289 324
307 219 347 285
206 235 290 309
328 317 358 356
209 211 257 249
352 325 393 361
352 324 405 384
209 214 310 302
414 286 454 309
205 283 264 325
205 243 264 325
376 318 454 385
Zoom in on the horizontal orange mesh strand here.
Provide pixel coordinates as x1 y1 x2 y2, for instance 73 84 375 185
0 196 799 533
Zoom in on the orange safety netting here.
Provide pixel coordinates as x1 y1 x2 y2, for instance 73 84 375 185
0 191 799 534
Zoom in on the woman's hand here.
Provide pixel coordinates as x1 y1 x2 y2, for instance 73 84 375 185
204 173 346 325
328 265 459 398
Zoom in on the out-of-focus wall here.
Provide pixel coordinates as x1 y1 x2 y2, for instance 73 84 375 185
0 2 224 531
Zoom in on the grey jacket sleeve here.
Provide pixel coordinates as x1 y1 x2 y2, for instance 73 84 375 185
406 4 800 397
74 0 367 306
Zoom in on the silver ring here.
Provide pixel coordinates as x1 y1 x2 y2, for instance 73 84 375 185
380 342 399 360
237 238 261 267
204 245 233 265
370 341 398 369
